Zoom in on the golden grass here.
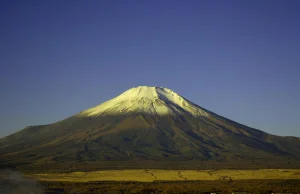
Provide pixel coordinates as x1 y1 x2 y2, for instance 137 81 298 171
30 169 300 182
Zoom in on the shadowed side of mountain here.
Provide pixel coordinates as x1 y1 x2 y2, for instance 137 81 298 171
0 113 299 171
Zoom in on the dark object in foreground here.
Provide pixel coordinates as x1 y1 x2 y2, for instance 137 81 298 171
41 179 300 194
0 169 44 194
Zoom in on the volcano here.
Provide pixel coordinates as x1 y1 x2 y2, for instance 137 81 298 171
1 86 300 171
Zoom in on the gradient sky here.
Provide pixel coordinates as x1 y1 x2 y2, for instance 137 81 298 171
1 0 300 138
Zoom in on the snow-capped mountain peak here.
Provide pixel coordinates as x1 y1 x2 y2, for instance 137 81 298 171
78 86 209 117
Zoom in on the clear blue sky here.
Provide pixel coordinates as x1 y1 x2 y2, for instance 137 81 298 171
1 0 300 138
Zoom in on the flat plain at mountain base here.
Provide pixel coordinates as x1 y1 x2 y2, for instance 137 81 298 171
30 169 300 182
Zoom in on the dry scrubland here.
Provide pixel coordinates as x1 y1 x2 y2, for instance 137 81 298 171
30 169 300 182
40 180 300 194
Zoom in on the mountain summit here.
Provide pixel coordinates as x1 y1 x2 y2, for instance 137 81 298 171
79 86 208 117
1 86 300 171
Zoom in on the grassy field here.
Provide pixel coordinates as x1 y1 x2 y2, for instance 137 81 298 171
30 169 300 182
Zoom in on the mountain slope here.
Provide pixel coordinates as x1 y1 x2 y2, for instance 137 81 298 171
0 86 299 171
